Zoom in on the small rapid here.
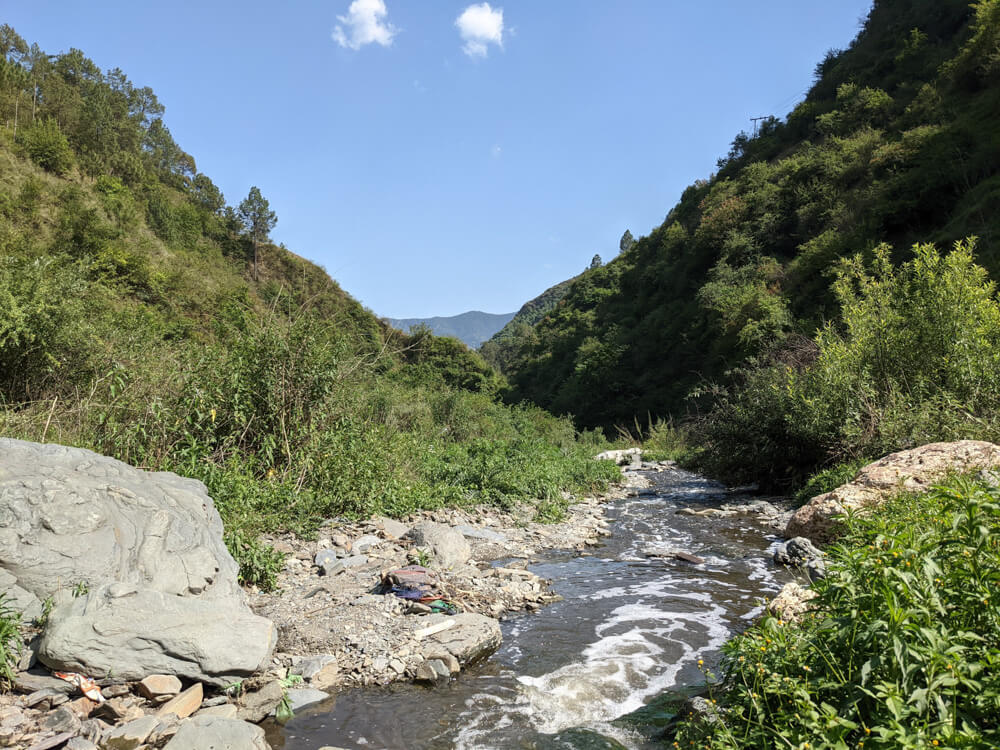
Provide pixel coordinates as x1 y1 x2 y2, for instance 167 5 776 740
269 467 789 750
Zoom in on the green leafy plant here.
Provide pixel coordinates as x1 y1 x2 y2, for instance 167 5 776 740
0 594 23 689
224 530 284 592
34 596 54 630
672 474 1000 748
698 239 1000 488
275 673 305 724
15 118 74 175
223 678 245 698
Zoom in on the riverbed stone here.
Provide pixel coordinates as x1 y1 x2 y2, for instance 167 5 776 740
454 525 507 543
282 688 330 714
767 582 818 624
415 659 451 682
163 716 270 750
787 441 1000 543
376 517 411 539
104 714 159 750
404 522 471 569
318 554 368 577
155 683 203 719
594 448 642 466
138 674 182 699
421 613 502 665
352 535 381 554
292 653 337 682
236 680 284 723
314 549 342 570
773 537 826 580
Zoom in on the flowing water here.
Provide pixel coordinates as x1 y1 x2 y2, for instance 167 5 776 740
267 467 788 749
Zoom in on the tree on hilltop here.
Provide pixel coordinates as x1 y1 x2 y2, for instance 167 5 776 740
238 186 277 281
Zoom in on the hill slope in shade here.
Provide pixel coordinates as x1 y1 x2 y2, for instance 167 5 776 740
387 311 516 349
479 273 582 372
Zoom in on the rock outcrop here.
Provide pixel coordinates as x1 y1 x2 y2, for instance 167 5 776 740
0 439 275 684
785 440 1000 543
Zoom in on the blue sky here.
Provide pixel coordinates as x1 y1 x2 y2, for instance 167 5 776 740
5 1 873 318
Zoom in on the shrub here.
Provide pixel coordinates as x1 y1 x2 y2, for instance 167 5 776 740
0 255 90 402
16 118 74 175
224 529 285 592
672 475 1000 748
698 239 1000 487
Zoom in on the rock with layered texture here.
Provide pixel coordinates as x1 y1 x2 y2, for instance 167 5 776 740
39 586 274 685
0 439 275 683
786 441 1000 543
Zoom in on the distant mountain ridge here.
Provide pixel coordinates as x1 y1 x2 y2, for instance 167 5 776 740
387 310 516 348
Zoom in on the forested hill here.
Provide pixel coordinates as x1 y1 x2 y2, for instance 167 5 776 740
479 273 582 372
387 310 516 349
504 0 1000 432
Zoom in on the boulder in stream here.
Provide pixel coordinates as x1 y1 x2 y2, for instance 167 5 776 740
420 613 502 665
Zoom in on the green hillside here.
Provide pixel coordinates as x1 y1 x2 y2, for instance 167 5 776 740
479 273 581 371
0 26 619 587
505 0 1000 484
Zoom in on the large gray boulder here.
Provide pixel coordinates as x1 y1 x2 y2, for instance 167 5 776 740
0 439 240 601
0 439 275 683
38 584 275 684
404 521 471 569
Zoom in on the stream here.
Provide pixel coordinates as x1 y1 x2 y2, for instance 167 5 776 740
266 467 789 749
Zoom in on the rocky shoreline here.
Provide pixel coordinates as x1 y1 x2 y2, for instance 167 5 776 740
248 467 655 692
0 438 659 750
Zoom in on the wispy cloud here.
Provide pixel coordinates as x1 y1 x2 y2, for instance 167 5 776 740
491 144 502 158
332 0 397 51
456 3 504 58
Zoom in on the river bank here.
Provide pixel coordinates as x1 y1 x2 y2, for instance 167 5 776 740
265 462 797 749
247 463 658 691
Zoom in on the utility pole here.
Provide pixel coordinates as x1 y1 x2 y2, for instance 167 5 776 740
750 116 771 137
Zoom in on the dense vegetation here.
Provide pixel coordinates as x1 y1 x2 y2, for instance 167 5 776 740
501 0 1000 487
480 271 583 372
0 25 619 589
672 474 1000 748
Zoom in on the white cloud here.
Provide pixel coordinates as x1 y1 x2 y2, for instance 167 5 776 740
332 0 397 50
491 144 502 158
456 3 504 58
